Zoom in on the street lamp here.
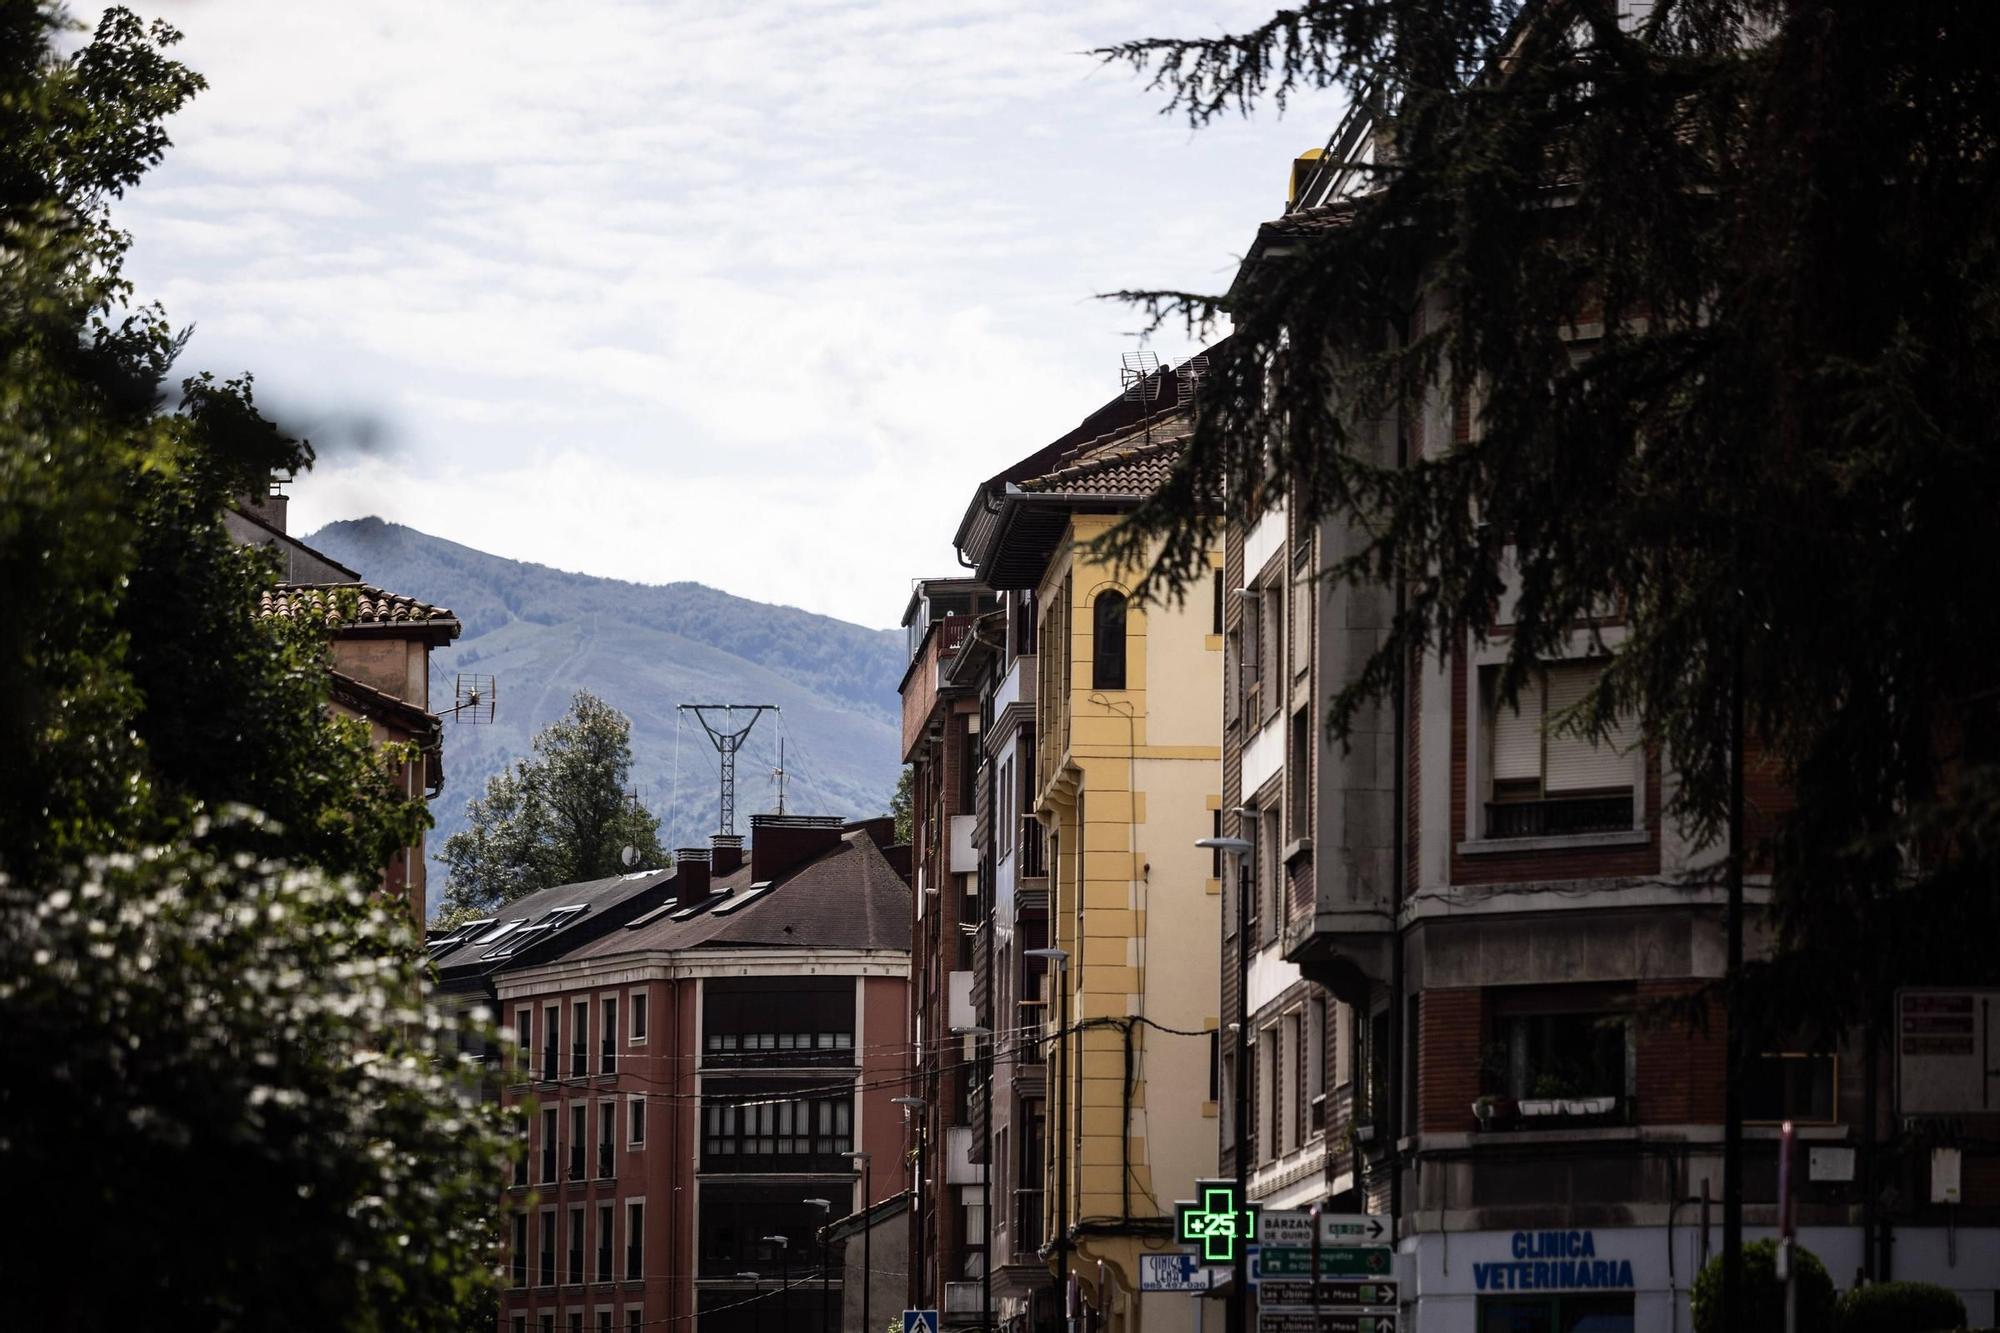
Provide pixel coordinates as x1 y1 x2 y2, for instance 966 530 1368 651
952 1024 994 1333
845 1150 873 1333
1024 946 1070 1333
764 1235 791 1331
805 1199 834 1333
1197 831 1255 1333
893 1094 928 1309
738 1273 764 1333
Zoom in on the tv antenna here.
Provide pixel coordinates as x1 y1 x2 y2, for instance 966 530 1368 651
1175 354 1211 408
678 704 778 836
443 673 497 724
772 737 788 816
1121 350 1163 443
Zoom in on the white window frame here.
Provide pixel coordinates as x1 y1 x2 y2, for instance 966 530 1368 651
623 1198 645 1280
627 1093 646 1149
628 988 648 1045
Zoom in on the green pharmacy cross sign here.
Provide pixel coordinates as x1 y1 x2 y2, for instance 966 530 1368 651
1176 1180 1262 1265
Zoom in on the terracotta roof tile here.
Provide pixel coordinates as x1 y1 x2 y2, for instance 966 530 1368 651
1018 412 1193 498
257 582 459 633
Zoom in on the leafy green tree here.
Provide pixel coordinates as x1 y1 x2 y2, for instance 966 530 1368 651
1691 1239 1834 1333
891 765 914 844
442 690 668 915
0 5 511 1327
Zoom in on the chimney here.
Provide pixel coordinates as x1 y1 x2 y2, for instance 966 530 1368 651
709 834 744 877
239 479 289 534
749 814 844 884
673 850 711 906
845 815 897 852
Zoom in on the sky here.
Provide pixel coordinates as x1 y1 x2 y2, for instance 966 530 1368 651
93 1 1338 629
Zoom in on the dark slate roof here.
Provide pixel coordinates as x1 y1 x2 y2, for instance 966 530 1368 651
258 582 461 641
562 829 911 961
428 867 676 980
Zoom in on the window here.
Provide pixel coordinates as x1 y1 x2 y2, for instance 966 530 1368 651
1261 583 1284 719
629 1095 646 1149
569 1104 587 1180
573 1000 590 1076
998 757 1014 859
596 1202 614 1281
539 1208 556 1287
1091 590 1127 690
1309 997 1328 1136
628 1311 642 1333
1288 707 1312 844
1263 1025 1283 1158
568 1207 585 1286
1212 568 1224 635
630 989 647 1043
601 997 618 1073
515 1113 530 1188
1210 810 1223 878
598 1102 616 1178
1241 593 1262 715
1494 1003 1633 1104
1291 565 1312 679
514 1318 527 1333
543 1003 560 1080
569 1314 583 1333
703 977 854 1065
541 1316 555 1333
624 1200 644 1280
598 1313 613 1333
703 1086 850 1170
1485 661 1638 839
516 1007 534 1079
1291 1010 1308 1148
698 1183 851 1277
513 1213 529 1288
541 1108 558 1184
1747 1053 1837 1124
1478 1294 1634 1332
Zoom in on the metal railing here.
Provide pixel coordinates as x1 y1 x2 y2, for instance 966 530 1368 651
538 1249 555 1287
1017 818 1046 878
568 1144 585 1179
540 1145 556 1183
1013 1188 1044 1254
597 1246 613 1283
1484 792 1633 839
598 1143 614 1178
541 1046 559 1081
571 1043 588 1077
626 1244 642 1281
568 1248 583 1285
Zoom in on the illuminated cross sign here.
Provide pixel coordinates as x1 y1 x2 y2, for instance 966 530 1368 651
1176 1180 1261 1265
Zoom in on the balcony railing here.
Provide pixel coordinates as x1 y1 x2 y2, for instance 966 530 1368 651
568 1144 585 1180
540 1147 556 1183
1484 792 1633 840
598 1143 614 1178
601 1041 617 1075
597 1246 613 1283
541 1046 559 1081
1012 1188 1044 1255
571 1043 588 1077
1017 819 1046 878
539 1250 555 1287
626 1245 642 1281
512 1253 527 1288
568 1248 583 1285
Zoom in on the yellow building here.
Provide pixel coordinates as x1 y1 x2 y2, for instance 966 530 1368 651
975 406 1223 1333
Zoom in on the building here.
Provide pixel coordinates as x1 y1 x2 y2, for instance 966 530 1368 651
234 481 461 922
485 814 913 1333
953 397 1225 1333
1212 106 2000 1331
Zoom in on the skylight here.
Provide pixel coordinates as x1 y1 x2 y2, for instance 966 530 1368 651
669 889 730 921
425 919 495 955
710 883 774 916
482 905 587 960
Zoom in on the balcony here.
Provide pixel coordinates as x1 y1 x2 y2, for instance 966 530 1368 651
1484 792 1634 840
1011 1188 1044 1257
1017 819 1046 879
945 1282 984 1323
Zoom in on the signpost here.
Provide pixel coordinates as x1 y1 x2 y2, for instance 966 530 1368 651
1256 1312 1395 1333
1258 1212 1390 1248
1141 1254 1226 1293
1256 1280 1397 1310
904 1311 940 1333
1253 1249 1394 1281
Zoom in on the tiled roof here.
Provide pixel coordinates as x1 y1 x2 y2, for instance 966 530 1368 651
1260 200 1358 240
428 867 676 977
258 582 459 633
1018 412 1193 498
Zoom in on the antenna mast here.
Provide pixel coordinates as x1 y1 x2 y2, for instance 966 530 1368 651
773 737 787 816
678 704 779 836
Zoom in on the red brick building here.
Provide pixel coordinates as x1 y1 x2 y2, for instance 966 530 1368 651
486 814 914 1333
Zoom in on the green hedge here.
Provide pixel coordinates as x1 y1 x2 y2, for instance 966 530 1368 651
1691 1240 1838 1333
1837 1282 1967 1333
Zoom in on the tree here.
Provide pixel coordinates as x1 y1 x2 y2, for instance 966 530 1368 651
891 765 914 844
0 5 510 1326
441 690 668 916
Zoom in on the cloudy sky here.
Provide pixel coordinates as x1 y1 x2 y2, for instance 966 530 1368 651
95 1 1335 628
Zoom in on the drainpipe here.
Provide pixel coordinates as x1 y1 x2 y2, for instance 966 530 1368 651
1386 306 1411 1246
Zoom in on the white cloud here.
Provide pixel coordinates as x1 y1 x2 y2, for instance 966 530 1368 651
94 0 1340 626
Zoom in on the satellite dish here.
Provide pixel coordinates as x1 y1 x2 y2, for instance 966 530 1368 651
620 845 638 868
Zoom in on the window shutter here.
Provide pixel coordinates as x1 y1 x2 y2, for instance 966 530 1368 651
1490 674 1544 783
1544 662 1636 792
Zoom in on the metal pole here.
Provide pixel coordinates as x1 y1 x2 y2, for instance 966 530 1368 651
1232 851 1251 1333
1723 634 1746 1331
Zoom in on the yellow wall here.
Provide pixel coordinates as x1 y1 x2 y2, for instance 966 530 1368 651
1035 514 1223 1333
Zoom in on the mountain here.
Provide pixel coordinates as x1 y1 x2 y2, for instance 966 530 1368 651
305 519 905 911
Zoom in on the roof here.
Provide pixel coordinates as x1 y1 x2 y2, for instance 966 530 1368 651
1018 415 1193 497
328 668 438 737
227 504 362 581
258 582 461 642
821 1190 910 1246
428 867 676 979
562 828 911 961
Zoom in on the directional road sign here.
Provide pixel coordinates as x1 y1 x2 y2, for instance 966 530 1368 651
1257 1311 1396 1333
1141 1253 1227 1292
1252 1248 1394 1281
1257 1279 1399 1311
904 1311 940 1333
1259 1211 1391 1247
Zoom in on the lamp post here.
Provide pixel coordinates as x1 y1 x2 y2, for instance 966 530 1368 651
805 1199 834 1333
893 1094 928 1310
953 1024 994 1333
738 1273 764 1333
845 1150 873 1333
764 1235 791 1332
1196 832 1254 1333
1024 946 1070 1333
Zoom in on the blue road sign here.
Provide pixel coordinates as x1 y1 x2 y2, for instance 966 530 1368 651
905 1310 940 1333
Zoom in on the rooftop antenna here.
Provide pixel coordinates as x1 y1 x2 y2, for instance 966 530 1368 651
443 673 497 724
679 704 778 836
1176 355 1211 409
1122 350 1163 445
772 737 788 816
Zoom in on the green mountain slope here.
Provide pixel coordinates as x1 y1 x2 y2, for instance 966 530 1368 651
305 519 904 910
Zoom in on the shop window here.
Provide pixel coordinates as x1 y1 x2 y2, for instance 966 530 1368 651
1479 1294 1634 1332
